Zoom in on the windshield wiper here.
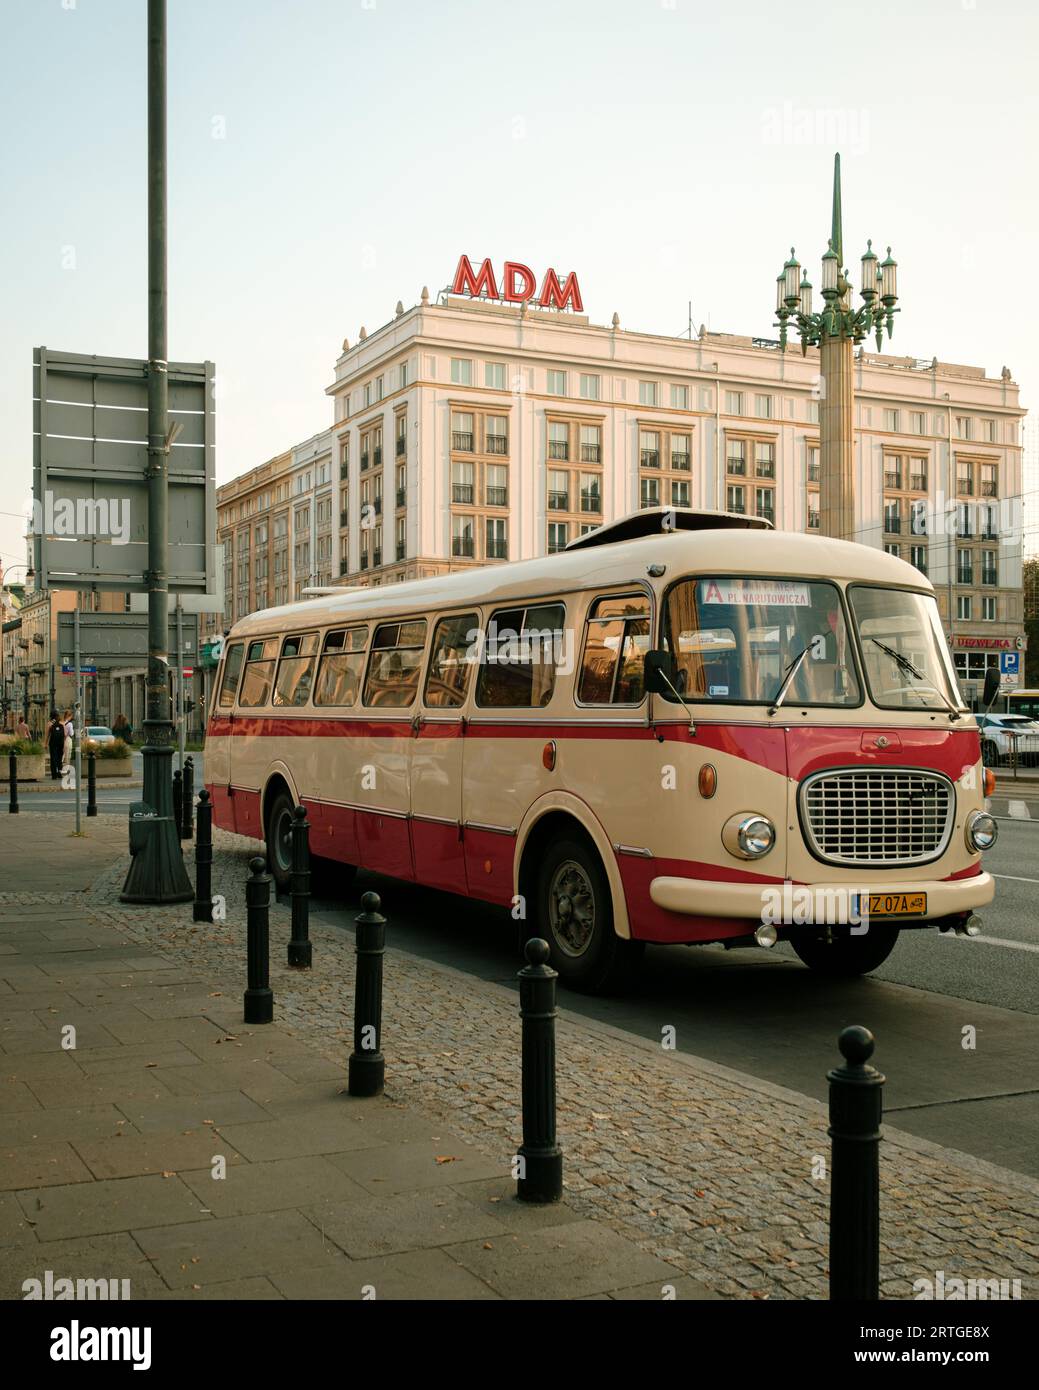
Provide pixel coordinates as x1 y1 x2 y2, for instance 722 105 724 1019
869 637 961 721
768 648 809 716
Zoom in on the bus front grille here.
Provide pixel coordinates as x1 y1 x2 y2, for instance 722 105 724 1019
800 768 954 867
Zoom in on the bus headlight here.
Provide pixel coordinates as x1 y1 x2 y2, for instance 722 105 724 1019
725 813 776 859
965 810 998 852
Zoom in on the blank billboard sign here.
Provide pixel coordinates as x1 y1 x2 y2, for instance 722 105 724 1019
32 347 216 593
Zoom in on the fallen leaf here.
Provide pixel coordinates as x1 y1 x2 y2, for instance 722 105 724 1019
483 1243 493 1250
161 1170 176 1178
434 1155 460 1165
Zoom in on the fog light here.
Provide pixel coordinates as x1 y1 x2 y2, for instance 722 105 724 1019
966 810 998 852
754 922 778 948
737 815 775 858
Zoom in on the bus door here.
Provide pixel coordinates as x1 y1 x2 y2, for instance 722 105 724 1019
232 637 280 838
208 639 244 829
409 612 478 894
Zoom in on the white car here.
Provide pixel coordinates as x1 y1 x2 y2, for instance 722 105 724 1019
977 714 1039 767
84 726 116 745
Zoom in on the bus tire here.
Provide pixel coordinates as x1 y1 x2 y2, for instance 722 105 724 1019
535 836 643 994
264 787 296 893
788 925 900 977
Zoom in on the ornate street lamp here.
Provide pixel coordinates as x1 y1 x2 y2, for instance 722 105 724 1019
771 154 901 542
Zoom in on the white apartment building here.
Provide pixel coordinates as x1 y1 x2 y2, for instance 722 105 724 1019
218 278 1027 700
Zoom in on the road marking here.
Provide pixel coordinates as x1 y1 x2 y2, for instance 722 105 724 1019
992 873 1039 884
1008 800 1031 819
940 932 1039 955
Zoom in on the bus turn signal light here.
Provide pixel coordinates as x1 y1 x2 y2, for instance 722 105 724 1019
983 767 996 797
698 764 717 798
542 740 557 771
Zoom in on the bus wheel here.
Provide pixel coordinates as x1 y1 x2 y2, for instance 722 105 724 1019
535 837 643 994
264 788 296 893
788 925 899 977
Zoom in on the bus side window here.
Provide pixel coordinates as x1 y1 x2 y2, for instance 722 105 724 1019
424 613 479 709
238 638 279 708
477 602 566 708
273 632 318 707
578 595 650 705
217 642 244 709
363 619 427 708
314 627 367 707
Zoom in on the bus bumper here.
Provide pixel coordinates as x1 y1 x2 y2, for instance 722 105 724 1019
648 871 995 921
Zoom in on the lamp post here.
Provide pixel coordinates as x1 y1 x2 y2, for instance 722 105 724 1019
773 153 900 542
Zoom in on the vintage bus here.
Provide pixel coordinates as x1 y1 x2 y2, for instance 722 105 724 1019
204 509 998 993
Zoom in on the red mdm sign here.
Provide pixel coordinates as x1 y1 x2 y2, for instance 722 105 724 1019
451 255 583 313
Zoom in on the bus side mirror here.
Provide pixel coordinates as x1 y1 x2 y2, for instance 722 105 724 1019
982 667 1000 711
645 649 675 696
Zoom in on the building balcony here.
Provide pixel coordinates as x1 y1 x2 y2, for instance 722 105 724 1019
339 559 350 575
982 569 998 586
912 558 928 576
640 495 660 510
373 448 383 468
372 549 382 567
580 494 601 514
452 432 474 452
981 481 997 498
360 555 369 570
548 442 569 461
957 479 974 496
580 444 602 463
640 450 660 469
396 488 407 508
756 508 775 525
807 463 821 483
32 634 44 646
452 537 475 558
807 513 820 530
727 459 746 475
486 540 508 560
671 451 691 471
957 568 973 585
755 462 775 479
452 484 474 505
340 509 349 527
487 435 508 455
884 472 902 490
396 436 406 457
728 501 746 515
361 453 370 471
486 486 508 507
548 491 569 511
884 517 903 535
909 475 928 492
373 496 382 515
396 543 406 561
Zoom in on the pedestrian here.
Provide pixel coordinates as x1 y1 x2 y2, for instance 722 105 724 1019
61 709 74 776
15 716 31 741
113 712 128 741
47 710 64 779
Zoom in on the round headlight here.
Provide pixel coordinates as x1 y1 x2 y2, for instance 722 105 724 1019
966 810 998 852
737 815 775 858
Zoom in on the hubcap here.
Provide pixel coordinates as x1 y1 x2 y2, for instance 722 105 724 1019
547 860 596 957
273 809 292 871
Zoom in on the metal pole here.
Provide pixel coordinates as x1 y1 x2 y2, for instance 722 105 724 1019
192 788 213 921
288 804 312 968
74 600 82 834
516 938 563 1202
121 0 192 903
244 856 273 1024
348 891 385 1096
87 749 97 817
828 1025 884 1300
176 596 185 776
8 751 18 815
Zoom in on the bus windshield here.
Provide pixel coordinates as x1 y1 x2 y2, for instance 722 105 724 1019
849 585 963 712
661 576 860 706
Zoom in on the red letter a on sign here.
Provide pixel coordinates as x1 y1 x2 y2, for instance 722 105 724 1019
538 268 583 312
502 262 537 302
452 256 499 299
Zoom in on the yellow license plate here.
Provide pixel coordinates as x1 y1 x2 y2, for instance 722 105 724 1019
863 892 927 917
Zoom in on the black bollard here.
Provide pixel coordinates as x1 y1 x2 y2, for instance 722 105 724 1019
8 751 18 815
172 769 183 841
86 750 97 817
828 1025 884 1301
181 756 194 841
288 804 312 968
192 789 214 923
244 855 274 1024
348 891 385 1096
516 938 563 1203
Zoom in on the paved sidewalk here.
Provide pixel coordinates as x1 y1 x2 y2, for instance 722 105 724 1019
2 813 1038 1300
0 816 702 1301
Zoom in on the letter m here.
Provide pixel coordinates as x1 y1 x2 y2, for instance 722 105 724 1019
538 268 583 312
451 255 498 300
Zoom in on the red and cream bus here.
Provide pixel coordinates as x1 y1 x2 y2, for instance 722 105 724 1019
204 509 997 993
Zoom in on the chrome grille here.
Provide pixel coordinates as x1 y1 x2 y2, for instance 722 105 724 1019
800 768 954 867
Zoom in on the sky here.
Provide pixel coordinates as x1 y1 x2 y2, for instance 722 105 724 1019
2 0 1038 579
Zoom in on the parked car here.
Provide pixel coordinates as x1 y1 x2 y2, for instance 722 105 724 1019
84 726 116 745
977 714 1039 767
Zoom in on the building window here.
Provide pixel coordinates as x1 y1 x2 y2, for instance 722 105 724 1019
580 424 601 463
396 414 407 455
451 515 474 558
980 464 998 498
364 383 371 408
956 547 973 584
755 487 774 523
981 550 998 586
639 430 660 468
911 411 926 435
400 361 409 389
580 373 600 401
955 416 972 440
726 484 746 514
884 499 902 534
884 456 902 490
910 544 927 575
956 461 974 496
807 493 820 529
725 390 744 415
375 376 384 402
579 474 601 513
547 369 567 396
754 394 773 419
884 409 900 432
670 384 689 410
639 380 658 407
885 543 901 557
486 518 508 560
671 433 691 470
640 476 660 509
726 438 746 475
547 521 569 554
451 357 473 386
807 445 820 482
982 596 996 621
548 470 569 512
485 361 506 390
957 595 972 621
909 460 928 491
486 464 508 507
755 441 775 478
671 479 690 507
486 415 508 455
548 421 569 461
451 412 474 452
983 419 997 443
451 461 475 505
807 399 820 423
396 517 406 561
